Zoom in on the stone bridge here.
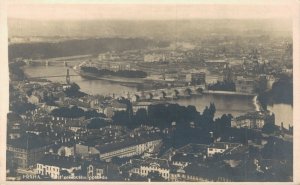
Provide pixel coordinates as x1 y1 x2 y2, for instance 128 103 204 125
130 85 206 101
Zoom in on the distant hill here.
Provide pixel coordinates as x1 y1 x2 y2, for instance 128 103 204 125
8 19 292 60
8 19 292 40
8 37 169 60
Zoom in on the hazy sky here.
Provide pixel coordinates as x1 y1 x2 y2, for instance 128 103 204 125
8 1 295 20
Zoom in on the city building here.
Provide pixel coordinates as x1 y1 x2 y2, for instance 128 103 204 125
98 52 111 61
207 142 242 158
169 171 208 182
132 101 153 115
235 76 256 94
36 154 81 179
7 122 23 139
27 94 42 105
186 72 206 85
7 112 25 140
57 144 75 157
144 53 166 63
124 157 170 180
98 135 162 161
232 111 275 129
86 161 107 180
223 63 235 83
7 135 52 169
75 133 162 161
103 100 127 118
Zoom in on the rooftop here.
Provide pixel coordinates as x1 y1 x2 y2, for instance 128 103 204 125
177 143 209 154
7 134 52 150
37 154 81 169
235 111 273 121
209 142 242 150
142 157 170 169
172 153 204 163
96 133 161 154
110 100 127 109
130 157 170 170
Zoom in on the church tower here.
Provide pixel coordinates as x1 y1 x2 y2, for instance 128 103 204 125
66 69 71 84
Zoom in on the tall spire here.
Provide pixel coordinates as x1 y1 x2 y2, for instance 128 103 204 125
66 69 71 84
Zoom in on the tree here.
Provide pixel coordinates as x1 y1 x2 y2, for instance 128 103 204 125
200 103 216 129
208 81 236 91
85 110 105 119
112 111 130 126
86 118 108 129
51 106 85 118
64 82 86 98
117 97 133 116
214 114 233 138
133 108 148 128
262 122 279 134
69 82 80 91
11 102 36 114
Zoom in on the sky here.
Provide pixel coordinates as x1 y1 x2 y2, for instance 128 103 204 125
7 1 296 21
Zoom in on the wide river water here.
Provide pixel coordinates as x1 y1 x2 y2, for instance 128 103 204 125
23 65 293 128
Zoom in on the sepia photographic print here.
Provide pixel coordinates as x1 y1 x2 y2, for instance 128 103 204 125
1 0 299 183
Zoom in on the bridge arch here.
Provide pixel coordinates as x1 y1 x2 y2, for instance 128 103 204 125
131 94 140 102
172 89 179 97
196 87 204 94
160 91 167 98
145 92 153 100
184 88 192 96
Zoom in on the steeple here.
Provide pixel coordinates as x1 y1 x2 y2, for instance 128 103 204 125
66 69 71 84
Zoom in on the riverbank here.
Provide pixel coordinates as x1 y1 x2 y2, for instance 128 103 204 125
74 68 145 85
203 90 256 97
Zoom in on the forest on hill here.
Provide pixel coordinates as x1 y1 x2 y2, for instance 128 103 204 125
9 37 169 60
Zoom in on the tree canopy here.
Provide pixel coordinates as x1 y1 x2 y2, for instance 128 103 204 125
64 83 86 98
51 106 105 119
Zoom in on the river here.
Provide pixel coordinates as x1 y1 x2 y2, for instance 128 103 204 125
23 65 293 128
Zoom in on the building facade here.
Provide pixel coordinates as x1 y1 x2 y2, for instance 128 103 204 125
7 136 51 169
36 154 81 179
186 72 206 85
232 111 275 129
207 142 242 158
235 76 256 94
98 138 162 161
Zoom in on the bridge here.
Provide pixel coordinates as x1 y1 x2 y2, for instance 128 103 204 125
129 85 206 101
28 74 80 79
27 68 80 81
23 55 92 66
